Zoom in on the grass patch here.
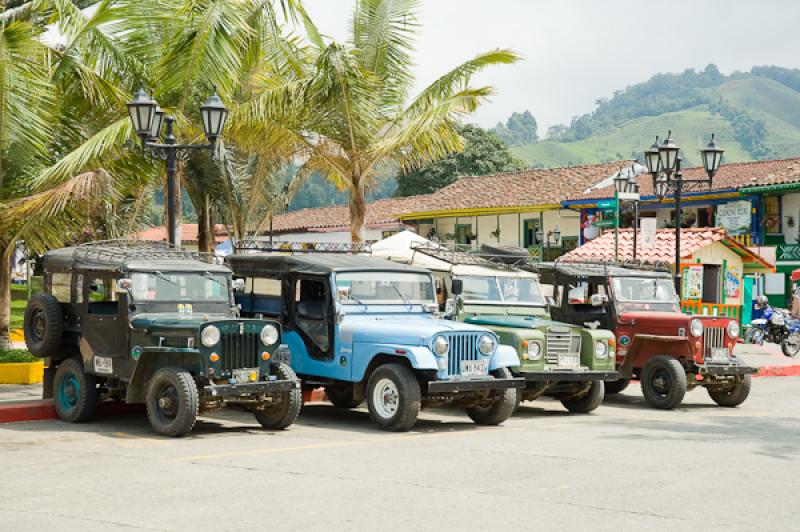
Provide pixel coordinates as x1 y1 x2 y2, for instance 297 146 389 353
9 277 43 331
0 349 38 364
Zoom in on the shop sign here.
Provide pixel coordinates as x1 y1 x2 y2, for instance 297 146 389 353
640 218 657 250
777 245 800 262
725 269 742 299
716 200 751 236
682 265 703 300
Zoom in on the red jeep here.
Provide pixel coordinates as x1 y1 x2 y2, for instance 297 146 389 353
536 261 755 409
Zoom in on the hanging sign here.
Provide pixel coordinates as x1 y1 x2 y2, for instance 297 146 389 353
682 265 704 300
640 218 657 250
715 201 751 236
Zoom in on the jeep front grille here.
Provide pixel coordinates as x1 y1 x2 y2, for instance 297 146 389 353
545 327 581 365
703 327 726 358
219 329 260 372
445 332 484 377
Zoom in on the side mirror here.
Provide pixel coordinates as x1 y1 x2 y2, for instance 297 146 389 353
546 296 556 307
116 278 133 294
334 301 344 323
590 293 608 307
451 279 463 296
232 278 245 292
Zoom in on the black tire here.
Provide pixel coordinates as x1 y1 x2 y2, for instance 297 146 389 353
561 380 605 413
24 293 64 357
146 367 198 437
640 356 687 409
782 333 800 357
326 386 362 409
466 368 517 425
708 375 751 407
53 357 97 423
605 379 630 395
366 363 421 432
254 363 302 430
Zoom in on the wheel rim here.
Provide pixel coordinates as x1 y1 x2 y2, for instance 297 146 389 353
650 368 672 398
58 373 80 411
154 383 179 422
31 308 46 343
372 378 399 419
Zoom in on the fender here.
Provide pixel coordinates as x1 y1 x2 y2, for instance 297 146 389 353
618 335 693 379
126 348 205 404
351 344 438 381
489 344 521 371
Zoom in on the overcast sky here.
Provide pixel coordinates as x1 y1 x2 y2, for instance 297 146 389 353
300 0 800 132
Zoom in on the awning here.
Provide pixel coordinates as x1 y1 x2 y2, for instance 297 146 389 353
740 181 800 195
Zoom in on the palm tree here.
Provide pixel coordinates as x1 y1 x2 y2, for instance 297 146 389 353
232 0 519 241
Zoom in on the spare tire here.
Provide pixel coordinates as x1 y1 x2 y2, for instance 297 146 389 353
24 293 64 357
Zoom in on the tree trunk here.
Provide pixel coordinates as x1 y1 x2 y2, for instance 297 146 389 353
197 194 215 253
349 183 367 243
0 242 12 351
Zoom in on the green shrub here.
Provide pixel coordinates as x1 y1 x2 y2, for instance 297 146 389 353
0 349 38 364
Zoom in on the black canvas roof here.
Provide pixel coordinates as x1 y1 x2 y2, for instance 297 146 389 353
532 261 672 282
43 241 229 273
227 253 431 277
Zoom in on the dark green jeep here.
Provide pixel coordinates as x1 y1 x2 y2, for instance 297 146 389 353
24 240 301 436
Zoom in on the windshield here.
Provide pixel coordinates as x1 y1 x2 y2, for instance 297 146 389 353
458 276 545 305
130 271 230 303
612 277 679 311
336 271 435 304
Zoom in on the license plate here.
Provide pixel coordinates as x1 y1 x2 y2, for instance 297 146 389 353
233 368 260 383
460 359 488 378
710 348 730 362
559 354 580 368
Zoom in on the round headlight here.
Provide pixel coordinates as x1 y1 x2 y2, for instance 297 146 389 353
595 341 608 359
527 341 541 360
433 336 449 356
260 324 279 345
690 319 704 338
478 334 496 355
727 320 740 339
201 325 220 347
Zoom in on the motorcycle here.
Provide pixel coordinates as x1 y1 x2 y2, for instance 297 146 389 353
781 316 800 357
745 302 788 346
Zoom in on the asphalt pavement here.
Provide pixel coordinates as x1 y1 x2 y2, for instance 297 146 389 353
1 376 799 532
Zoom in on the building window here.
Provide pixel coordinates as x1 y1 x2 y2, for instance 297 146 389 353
523 219 540 248
455 224 473 245
381 230 399 239
765 196 781 234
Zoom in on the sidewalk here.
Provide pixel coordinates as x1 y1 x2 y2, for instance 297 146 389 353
734 342 800 377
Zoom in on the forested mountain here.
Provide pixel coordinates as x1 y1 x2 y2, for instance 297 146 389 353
508 65 800 168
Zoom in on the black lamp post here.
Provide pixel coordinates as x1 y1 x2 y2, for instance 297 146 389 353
644 131 724 295
127 88 228 247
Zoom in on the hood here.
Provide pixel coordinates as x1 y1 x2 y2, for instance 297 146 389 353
130 313 236 335
340 314 491 346
618 311 690 326
465 314 579 332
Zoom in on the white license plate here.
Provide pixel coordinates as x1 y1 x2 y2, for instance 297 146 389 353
460 359 488 378
710 348 730 362
559 354 580 368
233 368 261 383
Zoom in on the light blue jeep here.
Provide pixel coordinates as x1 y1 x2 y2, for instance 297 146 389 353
227 253 522 431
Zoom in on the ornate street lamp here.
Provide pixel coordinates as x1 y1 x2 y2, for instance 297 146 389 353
644 132 724 295
126 87 228 247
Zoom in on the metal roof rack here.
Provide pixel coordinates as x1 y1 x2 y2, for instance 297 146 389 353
410 243 524 270
235 240 372 254
72 239 220 265
527 257 672 277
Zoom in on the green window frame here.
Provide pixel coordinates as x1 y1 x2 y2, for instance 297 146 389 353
523 219 540 248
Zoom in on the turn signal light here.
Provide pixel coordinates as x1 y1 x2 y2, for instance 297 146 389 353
261 352 271 361
608 338 616 348
522 340 529 348
209 353 220 362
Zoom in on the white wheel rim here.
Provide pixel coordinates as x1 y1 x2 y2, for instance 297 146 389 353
372 378 399 419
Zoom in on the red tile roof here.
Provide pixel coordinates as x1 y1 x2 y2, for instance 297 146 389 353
562 227 773 269
136 224 229 243
401 161 632 216
570 157 800 202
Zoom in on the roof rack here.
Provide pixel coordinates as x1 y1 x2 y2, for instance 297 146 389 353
73 240 220 266
527 257 672 276
410 243 525 270
235 240 372 254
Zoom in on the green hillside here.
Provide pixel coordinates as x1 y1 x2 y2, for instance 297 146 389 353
509 67 800 168
513 106 753 168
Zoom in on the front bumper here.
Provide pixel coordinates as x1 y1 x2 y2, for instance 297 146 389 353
697 364 757 377
427 377 524 393
516 370 620 382
203 379 300 399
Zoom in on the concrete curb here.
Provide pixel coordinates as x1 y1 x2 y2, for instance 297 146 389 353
1 388 329 424
756 365 800 377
